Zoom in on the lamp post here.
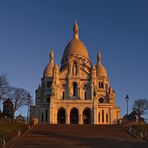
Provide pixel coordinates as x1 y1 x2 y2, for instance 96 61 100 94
126 95 129 115
92 86 97 124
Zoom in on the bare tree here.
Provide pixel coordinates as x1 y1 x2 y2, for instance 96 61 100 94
132 99 148 117
8 88 32 116
132 99 148 130
0 74 10 100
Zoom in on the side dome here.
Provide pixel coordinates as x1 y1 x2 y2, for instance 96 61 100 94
96 49 108 79
43 49 54 77
63 38 89 59
43 63 54 77
97 64 108 78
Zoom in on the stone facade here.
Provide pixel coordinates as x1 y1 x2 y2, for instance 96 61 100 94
30 22 120 125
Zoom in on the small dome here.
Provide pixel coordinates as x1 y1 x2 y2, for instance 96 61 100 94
96 49 108 79
97 64 108 79
63 38 89 59
43 62 54 77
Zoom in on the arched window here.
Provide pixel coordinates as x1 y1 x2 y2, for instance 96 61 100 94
57 107 66 124
47 81 52 88
84 85 87 100
62 91 65 100
84 91 87 100
72 62 78 75
99 82 104 89
101 82 104 88
106 113 108 123
70 107 79 124
62 84 66 99
83 108 91 124
98 113 100 123
99 97 104 103
102 110 104 123
73 82 77 97
99 82 101 88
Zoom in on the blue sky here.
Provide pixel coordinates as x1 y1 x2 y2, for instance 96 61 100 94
0 0 148 118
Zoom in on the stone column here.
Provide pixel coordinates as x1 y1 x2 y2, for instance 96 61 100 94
54 111 57 124
50 107 54 124
100 109 102 124
66 114 70 124
94 108 98 124
79 113 83 124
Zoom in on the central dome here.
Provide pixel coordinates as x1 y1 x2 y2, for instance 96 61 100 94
62 21 89 60
63 38 89 59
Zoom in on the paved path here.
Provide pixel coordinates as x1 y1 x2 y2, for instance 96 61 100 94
8 124 148 148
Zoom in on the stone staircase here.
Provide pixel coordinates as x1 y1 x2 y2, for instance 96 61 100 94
8 124 148 148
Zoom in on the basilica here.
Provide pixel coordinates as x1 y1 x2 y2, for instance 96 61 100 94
30 22 120 125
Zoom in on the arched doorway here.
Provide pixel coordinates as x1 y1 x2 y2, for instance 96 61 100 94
70 108 79 124
57 108 66 124
83 108 91 124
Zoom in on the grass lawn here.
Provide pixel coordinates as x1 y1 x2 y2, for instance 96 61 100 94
0 119 28 145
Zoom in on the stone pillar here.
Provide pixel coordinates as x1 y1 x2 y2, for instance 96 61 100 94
50 107 54 124
54 112 57 124
66 114 70 124
100 109 102 124
79 113 83 124
94 108 98 124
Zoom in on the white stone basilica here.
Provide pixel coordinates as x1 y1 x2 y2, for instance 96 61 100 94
30 22 120 125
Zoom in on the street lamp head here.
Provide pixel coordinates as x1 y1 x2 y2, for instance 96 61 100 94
126 95 129 101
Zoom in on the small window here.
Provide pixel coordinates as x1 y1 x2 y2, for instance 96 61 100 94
99 82 101 88
84 91 87 100
99 97 104 103
102 110 104 123
84 85 87 100
62 91 65 100
47 81 52 88
99 82 104 89
47 81 50 88
98 113 100 122
101 82 104 88
106 113 108 123
73 82 77 97
72 62 78 75
62 84 66 99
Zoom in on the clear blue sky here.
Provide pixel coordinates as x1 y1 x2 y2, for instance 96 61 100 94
0 0 148 118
